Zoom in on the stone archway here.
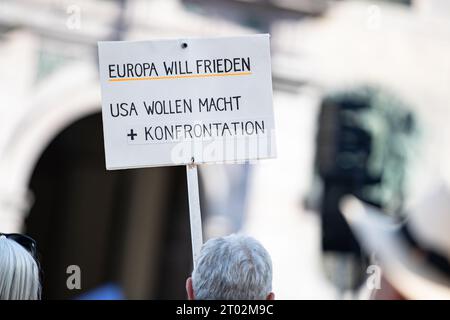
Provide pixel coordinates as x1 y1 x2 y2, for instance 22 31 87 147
0 63 100 232
0 62 192 298
24 112 190 299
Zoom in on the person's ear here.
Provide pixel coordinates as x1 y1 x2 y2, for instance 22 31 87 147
186 277 195 300
266 292 275 300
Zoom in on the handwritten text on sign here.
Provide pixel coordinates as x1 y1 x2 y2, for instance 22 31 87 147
98 35 276 170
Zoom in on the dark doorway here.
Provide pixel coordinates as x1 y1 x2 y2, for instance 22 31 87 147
25 112 192 299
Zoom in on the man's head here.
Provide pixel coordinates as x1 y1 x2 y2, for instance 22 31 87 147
186 234 274 300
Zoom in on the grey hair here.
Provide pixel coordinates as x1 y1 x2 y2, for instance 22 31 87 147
192 234 272 300
0 235 41 300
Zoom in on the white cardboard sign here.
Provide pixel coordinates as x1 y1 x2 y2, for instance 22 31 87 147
98 34 276 170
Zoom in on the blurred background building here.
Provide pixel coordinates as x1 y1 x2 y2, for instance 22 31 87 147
0 0 449 299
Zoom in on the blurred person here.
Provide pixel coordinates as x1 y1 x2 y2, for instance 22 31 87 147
0 233 41 300
341 183 450 299
309 85 416 293
186 234 274 300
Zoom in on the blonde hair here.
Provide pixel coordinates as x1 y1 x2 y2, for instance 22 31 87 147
0 235 41 300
